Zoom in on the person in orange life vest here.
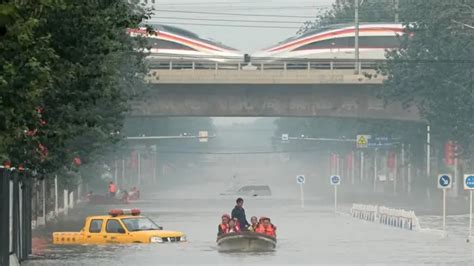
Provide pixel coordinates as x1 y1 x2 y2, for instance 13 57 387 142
218 214 231 236
108 181 117 197
248 216 259 232
228 218 241 233
255 217 276 237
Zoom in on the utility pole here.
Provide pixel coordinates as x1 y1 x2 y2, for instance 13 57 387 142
354 0 360 74
426 124 431 200
394 0 399 23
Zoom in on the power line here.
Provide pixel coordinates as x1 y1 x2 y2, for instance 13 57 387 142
146 21 299 29
157 149 322 154
148 16 305 24
155 9 316 19
154 6 332 11
156 1 332 7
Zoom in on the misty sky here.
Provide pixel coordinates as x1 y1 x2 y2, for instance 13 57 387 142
146 0 336 52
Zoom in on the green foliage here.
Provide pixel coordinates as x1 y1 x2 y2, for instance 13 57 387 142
0 0 150 183
299 0 399 34
379 0 474 154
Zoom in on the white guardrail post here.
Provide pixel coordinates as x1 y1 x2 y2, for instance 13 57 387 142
351 204 420 231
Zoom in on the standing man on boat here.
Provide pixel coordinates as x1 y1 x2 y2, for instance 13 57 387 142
231 198 250 230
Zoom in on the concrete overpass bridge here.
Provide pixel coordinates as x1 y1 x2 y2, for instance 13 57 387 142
131 59 420 121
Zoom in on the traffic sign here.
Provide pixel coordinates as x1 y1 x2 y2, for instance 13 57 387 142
330 175 341 186
356 135 371 148
464 175 474 190
296 175 305 184
367 136 395 148
437 174 452 189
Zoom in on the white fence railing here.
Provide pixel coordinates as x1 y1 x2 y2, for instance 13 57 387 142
147 59 382 71
351 204 421 231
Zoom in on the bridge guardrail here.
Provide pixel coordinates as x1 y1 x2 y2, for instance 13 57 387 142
147 59 383 71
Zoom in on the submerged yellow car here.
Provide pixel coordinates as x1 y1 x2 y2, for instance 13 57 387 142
53 209 186 244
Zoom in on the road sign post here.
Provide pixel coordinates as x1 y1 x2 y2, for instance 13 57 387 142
330 175 341 214
464 174 474 241
296 175 305 208
438 174 452 231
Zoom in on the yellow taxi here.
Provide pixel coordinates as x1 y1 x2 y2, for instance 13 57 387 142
53 209 186 244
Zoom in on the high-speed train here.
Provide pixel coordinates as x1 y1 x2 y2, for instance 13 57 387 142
252 23 405 61
127 24 242 62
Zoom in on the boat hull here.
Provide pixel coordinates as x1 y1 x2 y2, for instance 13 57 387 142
216 232 276 252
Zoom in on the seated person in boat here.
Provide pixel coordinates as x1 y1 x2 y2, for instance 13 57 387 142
218 214 231 236
255 217 276 237
228 218 241 233
248 216 259 232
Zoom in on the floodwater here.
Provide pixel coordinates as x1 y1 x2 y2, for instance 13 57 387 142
25 195 474 265
23 156 474 265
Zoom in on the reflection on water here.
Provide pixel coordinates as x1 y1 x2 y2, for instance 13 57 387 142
25 198 474 265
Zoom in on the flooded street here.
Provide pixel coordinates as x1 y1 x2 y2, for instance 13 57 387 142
26 194 474 265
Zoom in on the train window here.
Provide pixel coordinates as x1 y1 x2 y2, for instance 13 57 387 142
146 39 197 51
293 36 402 51
160 25 199 39
358 36 402 48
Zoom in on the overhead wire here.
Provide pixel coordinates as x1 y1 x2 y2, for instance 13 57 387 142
154 9 317 18
148 16 306 24
155 1 331 6
155 149 325 154
145 21 300 29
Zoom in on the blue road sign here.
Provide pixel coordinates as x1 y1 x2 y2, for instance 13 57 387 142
438 174 452 189
296 175 305 184
330 175 341 186
367 136 396 148
464 175 474 190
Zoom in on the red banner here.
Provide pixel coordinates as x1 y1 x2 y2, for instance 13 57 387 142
129 150 138 168
387 151 396 170
444 141 455 166
330 154 337 171
346 153 353 169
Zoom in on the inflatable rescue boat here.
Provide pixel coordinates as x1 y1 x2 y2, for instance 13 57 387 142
216 231 276 252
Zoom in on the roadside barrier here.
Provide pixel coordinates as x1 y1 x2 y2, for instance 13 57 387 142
351 204 421 231
351 204 378 222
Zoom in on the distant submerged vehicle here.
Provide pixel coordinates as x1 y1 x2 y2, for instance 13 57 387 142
220 185 272 197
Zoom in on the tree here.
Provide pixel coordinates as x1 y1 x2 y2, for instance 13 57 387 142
299 0 400 34
0 1 150 184
379 0 474 155
0 2 57 165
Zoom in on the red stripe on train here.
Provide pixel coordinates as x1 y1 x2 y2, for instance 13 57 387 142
269 27 404 52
